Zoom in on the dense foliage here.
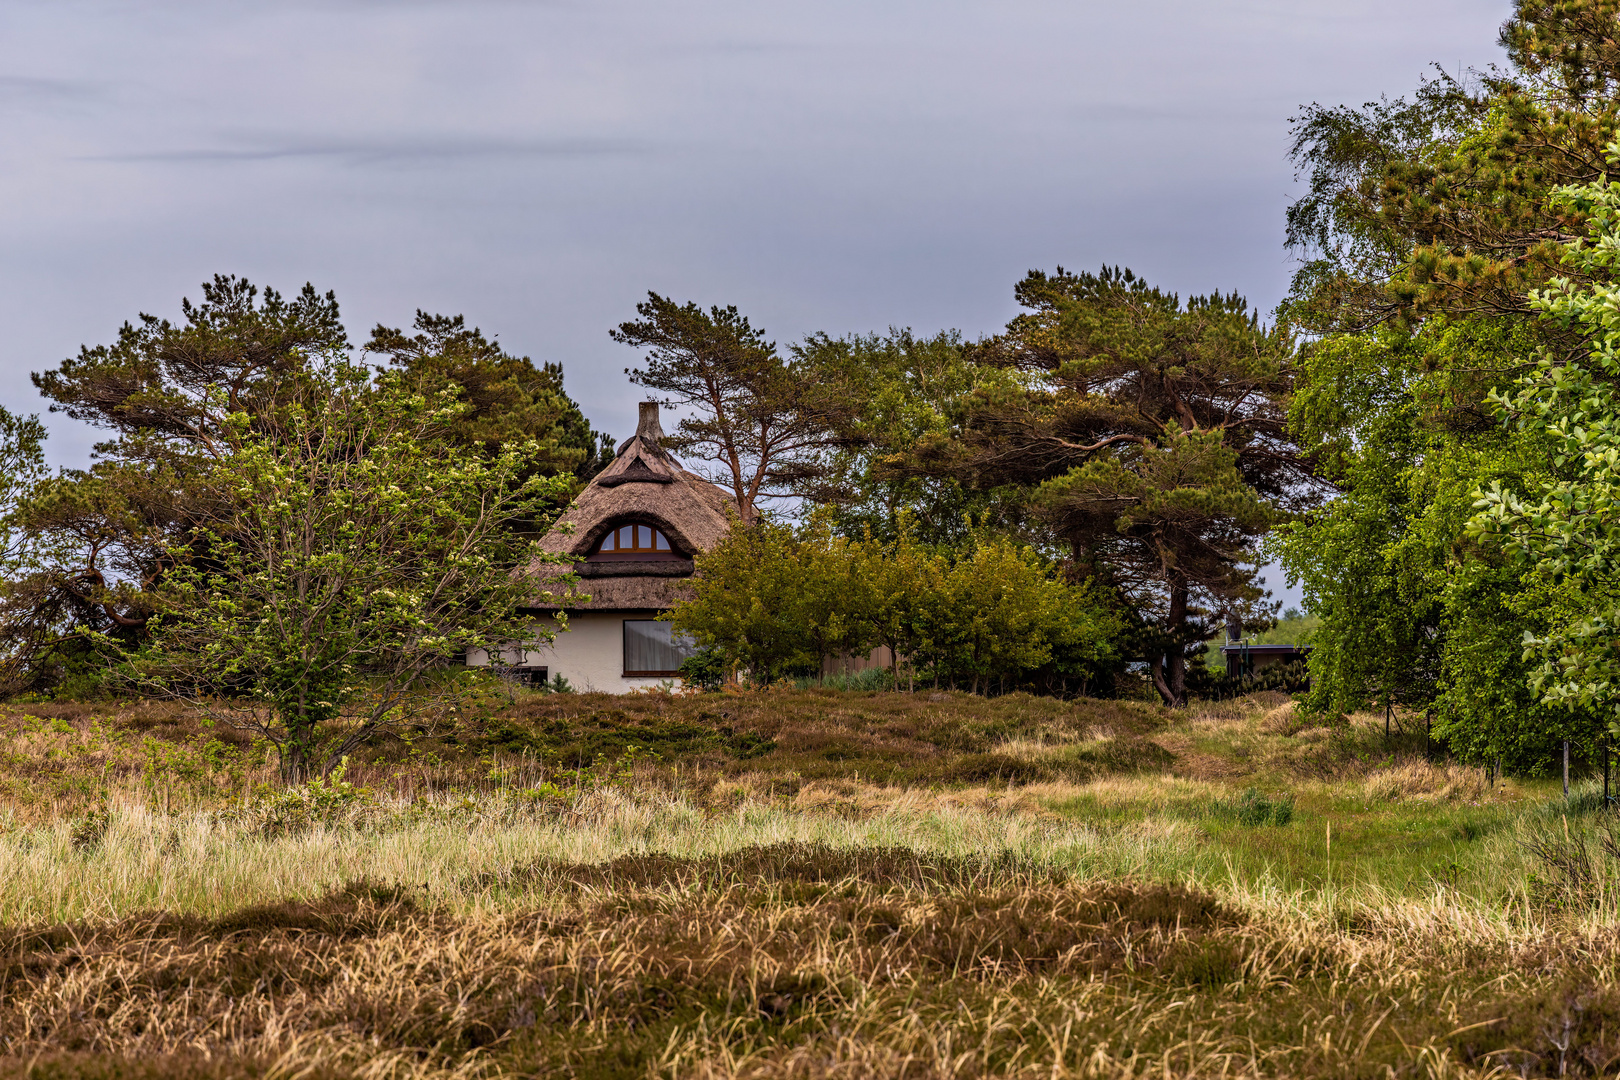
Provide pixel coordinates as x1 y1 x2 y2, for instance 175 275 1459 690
366 310 614 480
933 267 1315 706
131 360 577 781
1473 154 1620 747
1266 1 1620 773
0 277 601 700
668 518 1124 695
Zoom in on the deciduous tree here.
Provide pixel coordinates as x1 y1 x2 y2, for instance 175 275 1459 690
1473 154 1620 746
133 360 576 781
4 278 607 699
670 518 1120 695
792 329 998 546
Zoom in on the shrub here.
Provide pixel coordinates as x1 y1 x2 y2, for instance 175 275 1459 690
678 647 728 692
241 758 372 836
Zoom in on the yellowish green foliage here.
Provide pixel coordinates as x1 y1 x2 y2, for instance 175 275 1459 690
670 520 1121 693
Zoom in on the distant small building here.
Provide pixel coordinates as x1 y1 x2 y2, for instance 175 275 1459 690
1220 642 1312 678
467 402 735 693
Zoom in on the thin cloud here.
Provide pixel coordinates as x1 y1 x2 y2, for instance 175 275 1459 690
0 75 103 102
84 134 653 165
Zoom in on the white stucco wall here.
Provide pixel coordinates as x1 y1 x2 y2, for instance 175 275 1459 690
467 611 676 694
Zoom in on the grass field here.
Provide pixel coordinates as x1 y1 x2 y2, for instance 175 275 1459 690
0 688 1615 1078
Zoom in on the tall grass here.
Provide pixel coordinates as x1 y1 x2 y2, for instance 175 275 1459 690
0 786 1188 923
5 800 1619 1078
791 667 895 692
0 773 1600 929
9 692 1620 1075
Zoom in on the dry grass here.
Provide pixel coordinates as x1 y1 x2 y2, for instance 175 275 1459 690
0 689 1612 1076
3 843 1619 1079
1362 759 1494 803
0 787 1202 925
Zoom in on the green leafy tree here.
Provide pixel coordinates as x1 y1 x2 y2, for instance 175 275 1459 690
794 517 883 666
672 518 1120 695
15 275 347 641
667 521 816 683
1273 314 1585 767
1024 576 1129 699
1284 0 1620 338
5 278 607 700
133 360 576 781
914 539 1055 695
900 535 1121 696
1474 152 1620 745
848 520 946 691
793 329 1000 546
1277 5 1620 769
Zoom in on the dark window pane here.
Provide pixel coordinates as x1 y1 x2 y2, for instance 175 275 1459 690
624 620 698 674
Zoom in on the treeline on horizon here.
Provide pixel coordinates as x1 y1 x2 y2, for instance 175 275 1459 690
6 0 1620 779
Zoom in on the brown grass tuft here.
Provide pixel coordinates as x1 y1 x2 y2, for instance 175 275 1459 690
1362 760 1491 803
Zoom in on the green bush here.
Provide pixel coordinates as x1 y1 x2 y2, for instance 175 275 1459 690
678 647 728 692
243 758 372 836
670 518 1124 695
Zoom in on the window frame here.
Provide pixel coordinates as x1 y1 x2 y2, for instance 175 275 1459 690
622 619 698 677
588 521 684 561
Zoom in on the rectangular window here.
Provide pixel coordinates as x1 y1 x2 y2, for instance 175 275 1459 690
623 620 699 676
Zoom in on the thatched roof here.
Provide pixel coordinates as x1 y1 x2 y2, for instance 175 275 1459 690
525 402 736 611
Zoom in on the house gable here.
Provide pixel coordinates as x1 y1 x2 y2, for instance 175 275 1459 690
523 402 735 612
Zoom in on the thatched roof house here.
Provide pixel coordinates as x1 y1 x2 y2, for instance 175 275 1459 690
471 402 735 692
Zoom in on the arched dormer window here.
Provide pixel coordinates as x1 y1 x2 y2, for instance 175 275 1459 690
589 522 683 560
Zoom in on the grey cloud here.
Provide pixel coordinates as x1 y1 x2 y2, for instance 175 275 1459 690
83 135 653 165
0 75 103 102
1 0 1514 525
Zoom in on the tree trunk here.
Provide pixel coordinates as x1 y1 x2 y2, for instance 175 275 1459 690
281 733 313 785
1150 577 1191 708
1149 654 1174 705
1166 651 1187 708
1563 739 1570 798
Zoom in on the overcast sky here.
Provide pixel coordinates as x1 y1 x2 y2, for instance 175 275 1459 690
0 0 1513 603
